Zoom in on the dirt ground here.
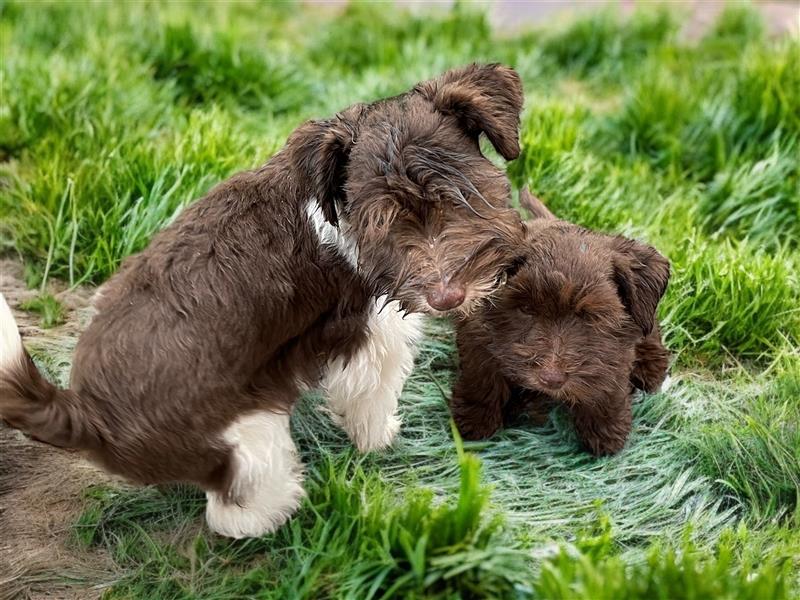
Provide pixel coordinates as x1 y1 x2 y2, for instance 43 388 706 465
0 261 114 600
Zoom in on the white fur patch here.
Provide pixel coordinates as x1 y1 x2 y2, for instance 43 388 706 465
205 411 305 539
322 296 423 452
305 197 359 269
0 293 23 371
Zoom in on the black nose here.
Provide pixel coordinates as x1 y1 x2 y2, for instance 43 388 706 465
426 282 466 311
538 369 567 390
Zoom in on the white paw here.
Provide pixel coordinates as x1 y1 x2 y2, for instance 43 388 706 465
206 410 305 539
205 478 305 539
352 413 400 453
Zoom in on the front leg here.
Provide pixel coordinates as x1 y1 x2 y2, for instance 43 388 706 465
569 391 633 456
504 387 555 427
450 325 510 440
322 297 423 453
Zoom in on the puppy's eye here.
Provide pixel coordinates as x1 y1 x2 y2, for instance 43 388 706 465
516 303 536 316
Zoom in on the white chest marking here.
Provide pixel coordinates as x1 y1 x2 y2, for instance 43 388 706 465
305 198 359 270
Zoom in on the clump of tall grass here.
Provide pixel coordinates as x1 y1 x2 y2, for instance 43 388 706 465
612 43 799 176
19 293 65 329
76 436 528 599
137 22 311 113
307 2 493 75
699 146 799 248
701 4 766 53
508 100 668 233
690 369 800 521
539 8 676 81
2 104 268 284
595 33 800 246
661 236 799 364
535 526 794 600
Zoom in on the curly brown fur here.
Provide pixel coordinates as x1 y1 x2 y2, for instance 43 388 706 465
451 189 670 456
0 64 527 537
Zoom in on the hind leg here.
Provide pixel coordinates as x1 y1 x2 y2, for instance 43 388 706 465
631 326 670 393
205 411 304 539
322 297 423 453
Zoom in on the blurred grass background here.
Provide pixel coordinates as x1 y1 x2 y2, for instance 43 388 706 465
1 1 799 598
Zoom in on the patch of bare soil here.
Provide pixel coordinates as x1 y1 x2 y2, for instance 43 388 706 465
0 260 118 600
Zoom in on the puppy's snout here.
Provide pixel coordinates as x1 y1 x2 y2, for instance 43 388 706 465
426 282 466 311
538 368 567 390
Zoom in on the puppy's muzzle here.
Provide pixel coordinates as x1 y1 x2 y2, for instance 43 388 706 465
425 281 466 311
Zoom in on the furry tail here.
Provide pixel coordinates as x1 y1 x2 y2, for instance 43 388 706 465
0 293 99 449
519 188 556 220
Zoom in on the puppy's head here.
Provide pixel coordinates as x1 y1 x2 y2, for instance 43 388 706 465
483 222 670 402
289 64 526 316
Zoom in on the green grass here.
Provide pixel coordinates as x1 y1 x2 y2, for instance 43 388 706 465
532 527 795 600
2 1 799 598
691 369 800 521
538 7 677 81
74 432 530 599
19 293 65 328
139 22 312 113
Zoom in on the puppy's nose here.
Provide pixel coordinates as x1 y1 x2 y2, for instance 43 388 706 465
538 369 567 390
426 282 466 311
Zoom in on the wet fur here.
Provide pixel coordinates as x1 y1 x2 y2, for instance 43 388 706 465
451 190 670 455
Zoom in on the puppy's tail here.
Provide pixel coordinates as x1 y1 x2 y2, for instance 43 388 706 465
519 188 556 220
0 293 100 449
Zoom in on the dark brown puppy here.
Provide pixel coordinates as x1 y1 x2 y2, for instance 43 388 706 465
0 64 526 538
451 190 670 455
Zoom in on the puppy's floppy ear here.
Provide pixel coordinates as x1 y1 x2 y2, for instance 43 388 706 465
610 238 670 335
416 63 524 160
288 104 365 226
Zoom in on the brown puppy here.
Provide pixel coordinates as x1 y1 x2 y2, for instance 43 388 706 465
0 64 526 538
451 190 670 455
